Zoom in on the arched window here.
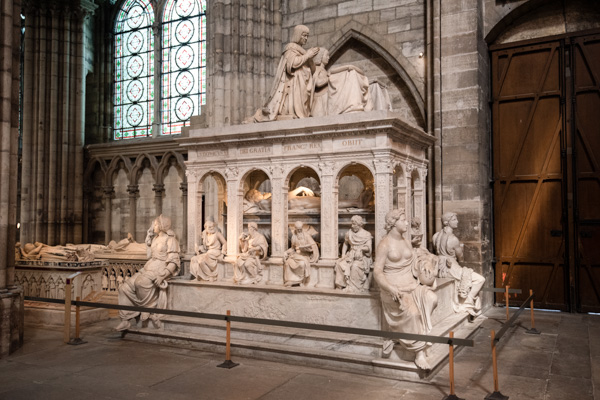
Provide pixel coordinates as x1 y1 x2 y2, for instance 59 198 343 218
113 0 155 140
161 0 207 135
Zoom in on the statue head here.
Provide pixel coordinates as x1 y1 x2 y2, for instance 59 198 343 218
248 222 258 233
294 221 304 233
441 212 458 229
384 209 406 233
291 25 310 46
154 215 172 233
314 47 330 66
205 220 216 233
350 215 365 232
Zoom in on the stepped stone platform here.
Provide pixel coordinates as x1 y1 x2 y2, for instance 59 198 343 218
122 277 484 381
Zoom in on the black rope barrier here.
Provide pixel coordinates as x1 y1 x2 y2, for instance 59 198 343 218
494 291 535 342
24 296 474 347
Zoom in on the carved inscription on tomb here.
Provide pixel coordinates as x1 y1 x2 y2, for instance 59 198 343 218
238 146 272 156
283 142 322 154
333 137 375 151
197 149 227 160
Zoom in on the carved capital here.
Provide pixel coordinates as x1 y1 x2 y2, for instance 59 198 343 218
103 186 115 197
318 161 335 176
180 182 188 195
127 185 139 196
153 184 165 194
225 166 239 180
373 159 393 174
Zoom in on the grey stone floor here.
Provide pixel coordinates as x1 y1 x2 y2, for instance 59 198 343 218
0 307 598 400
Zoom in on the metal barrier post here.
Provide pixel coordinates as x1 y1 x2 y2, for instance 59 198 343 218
505 286 510 320
217 310 239 369
485 330 509 400
67 297 87 345
63 279 72 344
526 289 540 335
442 331 464 400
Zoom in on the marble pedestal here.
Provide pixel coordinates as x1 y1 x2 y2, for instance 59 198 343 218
123 278 483 380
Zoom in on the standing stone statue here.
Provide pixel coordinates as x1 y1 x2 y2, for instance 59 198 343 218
284 221 319 287
234 222 268 284
432 212 485 317
334 215 373 292
251 25 319 122
190 219 227 282
116 215 180 331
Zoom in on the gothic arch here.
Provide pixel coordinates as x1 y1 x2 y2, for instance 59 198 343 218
156 151 186 184
328 23 425 125
106 156 133 186
130 153 159 185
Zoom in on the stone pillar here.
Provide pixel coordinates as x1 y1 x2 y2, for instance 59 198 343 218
224 166 240 259
20 0 97 245
0 0 24 358
103 186 114 244
185 170 199 254
153 184 165 216
180 182 188 254
127 185 138 240
269 165 286 261
405 165 414 226
373 157 394 246
206 0 281 127
415 167 428 244
319 161 337 262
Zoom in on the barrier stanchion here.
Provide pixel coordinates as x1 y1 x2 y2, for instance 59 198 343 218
442 331 464 400
525 289 541 335
217 310 239 369
485 330 509 400
505 286 510 321
63 279 72 344
67 297 87 345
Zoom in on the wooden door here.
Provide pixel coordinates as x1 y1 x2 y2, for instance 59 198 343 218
491 41 568 310
572 34 600 312
491 32 600 311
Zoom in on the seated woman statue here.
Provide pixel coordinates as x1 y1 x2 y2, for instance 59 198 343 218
373 209 438 370
190 219 227 282
334 215 373 292
115 215 180 331
234 222 269 284
284 221 319 286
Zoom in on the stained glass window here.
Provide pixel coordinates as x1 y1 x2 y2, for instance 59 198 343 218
161 0 207 135
113 0 155 140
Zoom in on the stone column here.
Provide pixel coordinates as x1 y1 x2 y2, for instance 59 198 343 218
415 167 428 244
319 161 337 262
20 0 97 245
269 165 286 261
185 170 199 254
153 184 165 216
127 185 138 240
405 165 414 225
0 0 24 358
103 186 114 244
180 182 188 254
224 166 240 259
373 157 394 247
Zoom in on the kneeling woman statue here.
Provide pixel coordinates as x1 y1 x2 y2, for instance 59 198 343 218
115 215 180 331
373 209 438 370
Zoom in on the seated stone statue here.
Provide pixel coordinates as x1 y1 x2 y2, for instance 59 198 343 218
234 222 268 285
190 219 227 282
311 48 330 118
115 215 180 331
334 215 373 292
373 209 438 370
432 212 485 318
283 221 319 286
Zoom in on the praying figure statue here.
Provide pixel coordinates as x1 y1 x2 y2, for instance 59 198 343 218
432 212 485 318
283 221 319 287
334 215 373 292
190 219 227 282
251 25 319 122
234 222 268 285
